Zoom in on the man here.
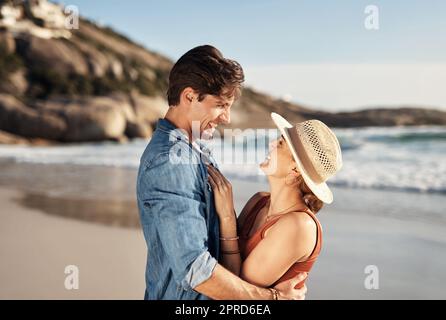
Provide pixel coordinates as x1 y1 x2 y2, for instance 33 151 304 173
137 45 307 299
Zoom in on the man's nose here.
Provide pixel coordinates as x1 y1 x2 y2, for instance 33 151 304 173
220 109 231 124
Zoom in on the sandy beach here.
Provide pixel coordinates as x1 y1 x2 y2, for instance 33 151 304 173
0 161 445 299
0 186 147 299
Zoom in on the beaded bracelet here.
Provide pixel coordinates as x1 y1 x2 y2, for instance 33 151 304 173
219 236 239 241
221 250 240 255
269 288 279 300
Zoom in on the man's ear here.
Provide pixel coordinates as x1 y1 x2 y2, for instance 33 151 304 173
181 87 195 104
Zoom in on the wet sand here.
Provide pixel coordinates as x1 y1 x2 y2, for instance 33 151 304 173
1 162 446 299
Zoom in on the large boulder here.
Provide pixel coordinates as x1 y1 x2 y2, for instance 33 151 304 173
36 96 127 142
125 92 168 138
0 130 29 145
8 68 28 95
70 36 110 77
105 53 124 80
125 121 152 139
4 69 28 95
63 102 126 142
0 94 66 140
130 92 168 124
103 92 164 139
16 36 89 75
107 93 152 139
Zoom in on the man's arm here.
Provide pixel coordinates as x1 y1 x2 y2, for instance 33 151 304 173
195 264 307 300
140 152 217 291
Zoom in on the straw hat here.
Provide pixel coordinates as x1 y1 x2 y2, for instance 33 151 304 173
271 112 343 204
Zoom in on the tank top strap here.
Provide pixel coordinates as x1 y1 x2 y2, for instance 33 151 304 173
294 207 323 260
301 207 322 236
305 208 322 260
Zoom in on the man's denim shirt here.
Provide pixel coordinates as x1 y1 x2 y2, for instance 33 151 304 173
137 118 220 300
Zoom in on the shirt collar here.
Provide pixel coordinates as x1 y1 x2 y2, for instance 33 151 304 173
156 118 213 157
156 118 190 144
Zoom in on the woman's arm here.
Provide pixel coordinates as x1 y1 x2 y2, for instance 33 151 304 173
207 165 242 275
240 212 317 287
219 191 269 271
218 214 241 276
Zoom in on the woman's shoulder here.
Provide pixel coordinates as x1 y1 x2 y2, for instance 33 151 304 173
264 211 318 261
287 211 317 232
268 211 317 236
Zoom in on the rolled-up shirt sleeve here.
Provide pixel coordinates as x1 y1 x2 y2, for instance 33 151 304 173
183 250 217 290
140 152 217 291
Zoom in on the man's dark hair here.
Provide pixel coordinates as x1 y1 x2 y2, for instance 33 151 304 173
167 45 245 106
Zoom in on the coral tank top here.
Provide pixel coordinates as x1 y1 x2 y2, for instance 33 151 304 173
238 194 323 289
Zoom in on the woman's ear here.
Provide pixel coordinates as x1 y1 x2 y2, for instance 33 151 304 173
288 162 300 176
285 168 300 185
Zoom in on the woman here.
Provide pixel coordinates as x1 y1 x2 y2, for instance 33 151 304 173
206 112 343 297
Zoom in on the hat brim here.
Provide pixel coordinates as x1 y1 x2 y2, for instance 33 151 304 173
271 112 333 204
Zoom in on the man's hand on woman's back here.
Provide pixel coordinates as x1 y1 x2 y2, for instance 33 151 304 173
273 272 308 300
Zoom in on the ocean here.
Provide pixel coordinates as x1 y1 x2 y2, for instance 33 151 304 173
0 126 445 195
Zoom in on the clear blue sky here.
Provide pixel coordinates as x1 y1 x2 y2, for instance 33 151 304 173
60 0 446 111
64 0 446 66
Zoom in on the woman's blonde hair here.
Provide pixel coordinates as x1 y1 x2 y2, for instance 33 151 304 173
295 175 324 214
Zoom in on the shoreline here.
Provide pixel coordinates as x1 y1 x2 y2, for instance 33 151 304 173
0 163 446 299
